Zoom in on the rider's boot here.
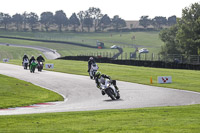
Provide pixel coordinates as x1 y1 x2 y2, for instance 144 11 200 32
114 85 119 92
101 90 105 95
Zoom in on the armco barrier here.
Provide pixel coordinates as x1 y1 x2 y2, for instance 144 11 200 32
57 56 200 70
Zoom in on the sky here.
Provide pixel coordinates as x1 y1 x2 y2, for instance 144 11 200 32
1 0 199 20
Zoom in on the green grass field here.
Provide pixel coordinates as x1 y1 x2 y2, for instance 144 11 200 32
0 74 63 109
0 105 200 132
0 45 44 60
0 31 200 132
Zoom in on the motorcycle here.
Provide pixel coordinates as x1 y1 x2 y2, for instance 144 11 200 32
89 63 99 79
100 79 120 100
30 61 38 73
23 58 29 69
37 61 44 72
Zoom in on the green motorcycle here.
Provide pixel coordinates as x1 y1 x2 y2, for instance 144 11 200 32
30 61 38 73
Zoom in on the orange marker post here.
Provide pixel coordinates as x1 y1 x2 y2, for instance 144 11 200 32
150 77 153 84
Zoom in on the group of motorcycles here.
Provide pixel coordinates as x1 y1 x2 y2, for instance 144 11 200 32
22 59 44 73
88 63 120 100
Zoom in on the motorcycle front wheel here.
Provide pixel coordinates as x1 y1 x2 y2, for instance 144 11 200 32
105 88 116 100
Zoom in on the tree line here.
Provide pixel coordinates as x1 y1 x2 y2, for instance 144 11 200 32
159 2 200 56
0 7 126 32
139 15 177 29
0 6 178 32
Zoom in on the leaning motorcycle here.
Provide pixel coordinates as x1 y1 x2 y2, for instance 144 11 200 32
89 63 99 79
37 61 44 72
30 61 38 73
100 79 120 100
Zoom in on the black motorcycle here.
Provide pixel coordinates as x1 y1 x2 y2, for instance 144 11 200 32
37 61 44 72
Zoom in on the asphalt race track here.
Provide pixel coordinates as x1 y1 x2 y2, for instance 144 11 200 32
1 63 200 115
0 43 60 59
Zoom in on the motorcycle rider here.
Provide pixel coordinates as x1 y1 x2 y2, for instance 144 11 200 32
29 55 37 72
22 54 29 62
22 54 29 66
36 54 45 71
37 54 45 63
88 57 96 72
94 71 119 95
29 55 36 64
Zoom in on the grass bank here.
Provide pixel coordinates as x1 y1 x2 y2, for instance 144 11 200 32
0 45 44 60
0 74 63 109
0 105 200 132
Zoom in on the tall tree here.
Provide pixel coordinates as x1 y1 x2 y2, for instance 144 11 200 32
27 12 38 31
99 14 111 31
168 15 177 26
69 13 80 32
152 16 167 29
160 2 200 56
40 11 54 31
22 12 29 31
77 11 86 32
88 7 103 32
12 13 23 31
54 10 68 32
176 2 200 55
139 16 151 28
0 13 11 30
0 13 3 22
112 15 126 31
159 25 181 55
83 12 93 32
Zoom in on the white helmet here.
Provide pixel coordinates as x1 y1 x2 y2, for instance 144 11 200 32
89 57 93 60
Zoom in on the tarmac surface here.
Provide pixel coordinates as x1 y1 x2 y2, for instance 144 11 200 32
1 63 200 115
0 43 60 59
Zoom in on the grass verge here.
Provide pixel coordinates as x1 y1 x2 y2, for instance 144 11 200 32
0 105 200 132
0 74 63 109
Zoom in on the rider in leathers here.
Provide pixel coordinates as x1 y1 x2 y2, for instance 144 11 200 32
22 54 29 66
29 56 36 64
88 57 96 72
37 54 45 63
95 71 119 95
22 54 29 62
